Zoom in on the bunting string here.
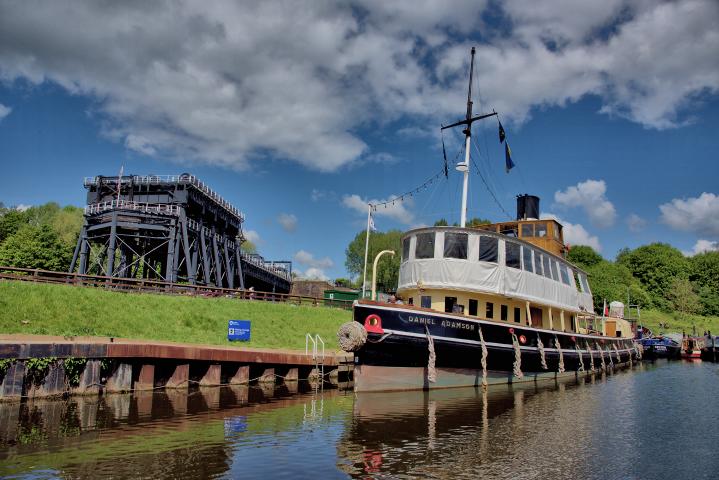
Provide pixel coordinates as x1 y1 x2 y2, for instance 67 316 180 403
369 168 447 210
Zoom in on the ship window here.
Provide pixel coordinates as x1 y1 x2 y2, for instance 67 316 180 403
535 222 547 237
486 302 494 319
444 232 468 259
469 299 478 316
402 237 410 262
505 242 521 269
559 264 571 285
542 254 552 279
573 270 582 290
534 251 543 275
479 236 498 263
522 246 534 273
421 296 432 308
521 223 534 237
554 224 562 240
445 297 457 313
501 226 518 237
415 232 435 259
514 307 521 323
551 260 560 281
501 305 508 321
408 297 414 305
579 274 591 294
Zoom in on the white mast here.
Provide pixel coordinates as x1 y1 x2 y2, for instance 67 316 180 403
441 47 497 228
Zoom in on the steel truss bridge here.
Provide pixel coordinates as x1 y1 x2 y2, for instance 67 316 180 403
69 174 292 293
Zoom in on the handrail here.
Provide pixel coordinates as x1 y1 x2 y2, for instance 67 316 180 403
0 266 352 310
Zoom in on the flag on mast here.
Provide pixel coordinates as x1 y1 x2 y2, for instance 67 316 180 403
369 211 377 232
505 142 515 173
498 121 506 143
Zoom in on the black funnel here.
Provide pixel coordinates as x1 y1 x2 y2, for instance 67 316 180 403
516 194 540 220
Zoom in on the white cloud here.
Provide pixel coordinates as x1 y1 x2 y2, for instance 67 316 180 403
277 213 298 233
124 134 156 156
554 179 616 228
299 267 330 281
293 249 333 280
342 193 414 225
683 239 719 257
0 103 12 121
294 249 333 269
542 213 602 252
0 1 716 171
659 192 719 238
626 213 647 233
243 229 261 244
14 204 31 212
311 189 325 202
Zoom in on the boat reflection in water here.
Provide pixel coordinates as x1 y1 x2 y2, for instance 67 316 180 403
338 369 648 479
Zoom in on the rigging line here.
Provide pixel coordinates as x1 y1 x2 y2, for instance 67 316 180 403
469 142 513 220
418 166 447 221
369 168 446 209
495 112 529 193
470 136 504 211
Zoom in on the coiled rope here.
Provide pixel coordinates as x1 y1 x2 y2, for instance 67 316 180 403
511 333 524 379
425 325 437 383
555 336 565 373
537 334 548 370
337 321 367 352
479 326 488 388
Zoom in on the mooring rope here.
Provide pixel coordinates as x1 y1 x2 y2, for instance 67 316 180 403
511 333 524 379
555 336 565 373
537 334 548 370
586 341 595 372
478 326 488 388
425 325 437 383
575 342 585 372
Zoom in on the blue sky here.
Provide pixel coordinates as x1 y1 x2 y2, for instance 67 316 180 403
1 1 718 281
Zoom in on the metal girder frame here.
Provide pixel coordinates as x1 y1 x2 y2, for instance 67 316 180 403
69 207 290 291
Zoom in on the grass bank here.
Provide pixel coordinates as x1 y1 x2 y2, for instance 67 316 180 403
637 309 719 336
0 280 352 350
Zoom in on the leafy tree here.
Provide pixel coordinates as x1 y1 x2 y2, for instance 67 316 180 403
0 224 74 270
241 239 257 254
567 245 604 268
467 217 492 227
334 278 355 288
345 229 402 293
689 251 719 315
585 260 651 312
666 277 701 318
616 243 689 310
434 219 449 226
0 209 28 243
51 206 84 246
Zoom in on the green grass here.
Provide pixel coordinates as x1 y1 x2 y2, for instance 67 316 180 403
638 308 719 336
0 280 352 350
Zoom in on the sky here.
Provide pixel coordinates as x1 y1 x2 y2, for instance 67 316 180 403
0 0 718 281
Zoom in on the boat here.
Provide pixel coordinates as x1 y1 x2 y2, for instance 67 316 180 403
701 334 718 362
337 47 639 392
639 336 681 359
681 336 704 359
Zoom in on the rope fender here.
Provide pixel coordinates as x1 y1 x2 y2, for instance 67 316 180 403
425 325 437 383
479 326 488 388
555 335 565 374
537 334 548 370
511 333 523 379
337 321 367 352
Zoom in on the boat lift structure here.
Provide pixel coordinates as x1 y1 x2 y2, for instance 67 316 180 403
69 174 292 293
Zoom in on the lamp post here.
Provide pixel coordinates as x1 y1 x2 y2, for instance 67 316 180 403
371 250 395 301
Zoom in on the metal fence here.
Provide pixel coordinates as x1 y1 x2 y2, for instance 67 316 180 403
0 266 352 310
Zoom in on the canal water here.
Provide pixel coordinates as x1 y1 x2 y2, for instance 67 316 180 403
1 360 718 479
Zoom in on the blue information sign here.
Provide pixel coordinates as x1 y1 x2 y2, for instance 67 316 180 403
228 320 251 341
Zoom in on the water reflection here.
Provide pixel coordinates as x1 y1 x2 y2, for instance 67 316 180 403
1 361 718 479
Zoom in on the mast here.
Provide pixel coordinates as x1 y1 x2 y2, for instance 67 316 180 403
441 47 498 228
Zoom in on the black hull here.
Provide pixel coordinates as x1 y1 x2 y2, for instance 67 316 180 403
643 345 682 359
352 303 637 391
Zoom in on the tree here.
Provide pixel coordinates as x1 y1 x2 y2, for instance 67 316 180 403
567 245 604 268
434 219 449 226
241 239 257 254
616 243 689 310
345 229 403 293
334 277 355 288
689 251 719 315
0 224 74 271
585 260 651 313
0 209 28 243
666 277 701 318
